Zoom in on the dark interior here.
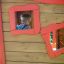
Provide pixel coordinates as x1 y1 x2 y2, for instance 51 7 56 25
57 29 64 49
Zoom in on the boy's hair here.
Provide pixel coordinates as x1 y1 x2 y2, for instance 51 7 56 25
22 14 31 18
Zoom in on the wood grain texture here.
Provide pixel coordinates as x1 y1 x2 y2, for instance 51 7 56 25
2 3 64 13
6 62 50 64
1 0 64 64
5 42 46 53
1 0 35 3
6 52 64 63
4 32 43 42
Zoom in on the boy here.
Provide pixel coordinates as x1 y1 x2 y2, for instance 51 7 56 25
16 13 32 30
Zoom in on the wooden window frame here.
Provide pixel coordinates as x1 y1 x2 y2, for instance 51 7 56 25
9 4 40 35
41 23 64 57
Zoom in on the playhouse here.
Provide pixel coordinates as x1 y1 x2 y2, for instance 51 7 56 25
0 0 64 64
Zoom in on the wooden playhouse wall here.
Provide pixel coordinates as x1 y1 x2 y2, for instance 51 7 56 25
1 0 64 64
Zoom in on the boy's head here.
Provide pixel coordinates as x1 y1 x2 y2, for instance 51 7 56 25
20 13 32 25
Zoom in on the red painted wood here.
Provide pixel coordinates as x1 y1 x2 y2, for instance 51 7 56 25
34 0 64 4
9 4 40 35
41 22 64 57
0 2 5 64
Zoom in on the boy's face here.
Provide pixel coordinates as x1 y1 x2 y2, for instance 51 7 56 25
20 14 32 25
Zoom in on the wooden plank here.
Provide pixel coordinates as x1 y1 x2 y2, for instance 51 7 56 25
4 32 43 42
2 3 64 13
6 52 64 63
6 61 49 64
2 0 35 3
3 23 10 31
5 42 46 53
2 3 37 13
40 13 64 27
39 4 64 14
2 13 9 23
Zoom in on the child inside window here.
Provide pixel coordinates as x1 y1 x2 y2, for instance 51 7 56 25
16 12 32 30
